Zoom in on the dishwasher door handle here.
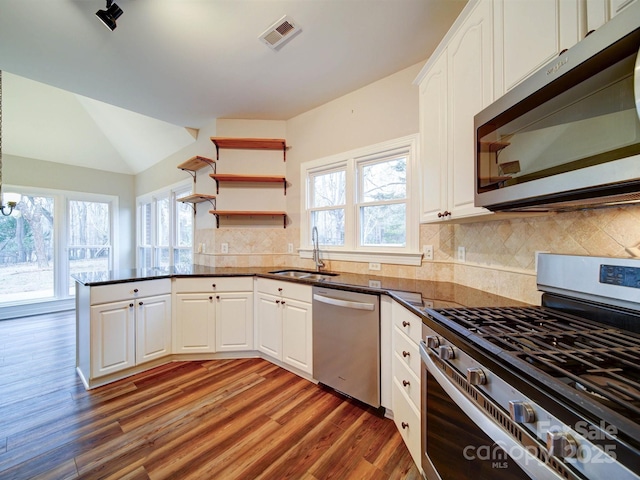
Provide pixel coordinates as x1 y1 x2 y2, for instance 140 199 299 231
313 293 375 311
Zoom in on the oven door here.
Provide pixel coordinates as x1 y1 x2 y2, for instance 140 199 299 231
419 341 564 480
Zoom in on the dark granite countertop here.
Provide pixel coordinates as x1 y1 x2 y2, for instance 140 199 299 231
72 264 527 309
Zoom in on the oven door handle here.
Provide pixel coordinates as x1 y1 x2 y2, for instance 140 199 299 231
419 341 564 480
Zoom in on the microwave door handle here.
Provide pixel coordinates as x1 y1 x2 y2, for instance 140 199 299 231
312 293 375 311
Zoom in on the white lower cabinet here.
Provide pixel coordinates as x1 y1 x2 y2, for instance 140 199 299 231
86 279 172 380
391 300 423 472
256 278 313 375
172 277 253 353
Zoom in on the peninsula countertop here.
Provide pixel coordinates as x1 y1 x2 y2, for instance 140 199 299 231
72 264 527 309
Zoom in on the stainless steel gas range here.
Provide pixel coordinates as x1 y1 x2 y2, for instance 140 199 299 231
419 254 640 480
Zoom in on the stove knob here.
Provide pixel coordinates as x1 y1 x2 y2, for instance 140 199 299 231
438 345 455 360
509 401 536 423
426 336 441 349
466 367 487 386
547 431 578 459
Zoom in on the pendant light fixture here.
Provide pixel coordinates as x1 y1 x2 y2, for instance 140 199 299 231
96 0 123 31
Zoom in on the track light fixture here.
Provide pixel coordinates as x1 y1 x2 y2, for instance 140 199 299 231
96 0 123 31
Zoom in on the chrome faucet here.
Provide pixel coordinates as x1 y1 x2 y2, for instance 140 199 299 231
312 226 325 271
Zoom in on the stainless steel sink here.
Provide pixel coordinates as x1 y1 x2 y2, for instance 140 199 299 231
269 269 338 280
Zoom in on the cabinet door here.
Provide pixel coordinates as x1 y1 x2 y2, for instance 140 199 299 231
136 294 172 364
419 50 449 223
173 293 216 353
282 298 313 374
90 300 135 378
499 0 580 93
216 292 254 352
448 0 493 219
256 293 282 359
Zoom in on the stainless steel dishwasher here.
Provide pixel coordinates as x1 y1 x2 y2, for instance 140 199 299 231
312 286 380 408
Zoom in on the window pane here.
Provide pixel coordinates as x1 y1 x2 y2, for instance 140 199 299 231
311 209 345 246
362 157 406 202
176 199 192 248
140 202 152 245
156 247 170 267
157 197 170 246
174 248 192 265
68 200 111 293
139 247 152 269
361 204 406 246
312 170 345 207
0 195 55 303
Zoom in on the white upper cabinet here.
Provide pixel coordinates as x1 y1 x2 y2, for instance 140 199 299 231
586 0 638 31
495 0 582 95
447 0 494 220
418 51 448 222
418 0 495 222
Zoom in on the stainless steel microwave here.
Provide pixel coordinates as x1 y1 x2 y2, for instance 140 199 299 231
474 4 640 212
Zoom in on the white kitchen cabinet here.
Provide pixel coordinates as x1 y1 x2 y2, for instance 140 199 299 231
256 278 313 375
216 291 254 352
586 0 637 32
86 279 172 380
448 0 494 220
90 299 135 377
390 300 423 471
495 0 582 94
172 277 253 353
418 50 449 223
417 0 494 223
173 293 216 353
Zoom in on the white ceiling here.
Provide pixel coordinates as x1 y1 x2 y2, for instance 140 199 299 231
0 0 467 174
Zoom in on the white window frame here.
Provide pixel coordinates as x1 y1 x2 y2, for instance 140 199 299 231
0 184 117 318
136 179 192 269
300 135 421 266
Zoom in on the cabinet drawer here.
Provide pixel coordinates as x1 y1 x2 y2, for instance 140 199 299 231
393 351 420 410
392 303 422 344
256 278 312 303
391 379 421 470
91 279 171 305
173 276 253 293
393 326 420 378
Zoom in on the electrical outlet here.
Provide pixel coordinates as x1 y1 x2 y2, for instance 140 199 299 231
287 243 294 254
369 262 381 271
423 244 434 261
221 243 229 254
368 280 382 288
457 246 466 263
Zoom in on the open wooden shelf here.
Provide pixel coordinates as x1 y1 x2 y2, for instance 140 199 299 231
177 194 216 215
177 155 216 172
210 137 287 161
177 194 217 204
209 210 287 228
209 174 287 194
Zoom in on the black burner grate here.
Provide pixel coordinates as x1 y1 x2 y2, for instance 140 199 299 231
431 306 640 421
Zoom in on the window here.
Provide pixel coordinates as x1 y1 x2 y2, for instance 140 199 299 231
137 182 192 269
301 135 420 265
68 199 112 295
0 186 116 308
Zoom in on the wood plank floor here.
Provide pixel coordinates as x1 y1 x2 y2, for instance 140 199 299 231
0 311 422 480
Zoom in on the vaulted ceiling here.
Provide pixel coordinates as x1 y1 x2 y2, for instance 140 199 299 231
0 0 466 174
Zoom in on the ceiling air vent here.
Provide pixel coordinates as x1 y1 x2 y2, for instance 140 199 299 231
259 15 302 50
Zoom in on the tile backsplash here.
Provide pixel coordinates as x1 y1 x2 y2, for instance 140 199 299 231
194 204 640 305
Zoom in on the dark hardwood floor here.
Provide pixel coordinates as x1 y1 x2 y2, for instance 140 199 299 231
0 311 421 480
